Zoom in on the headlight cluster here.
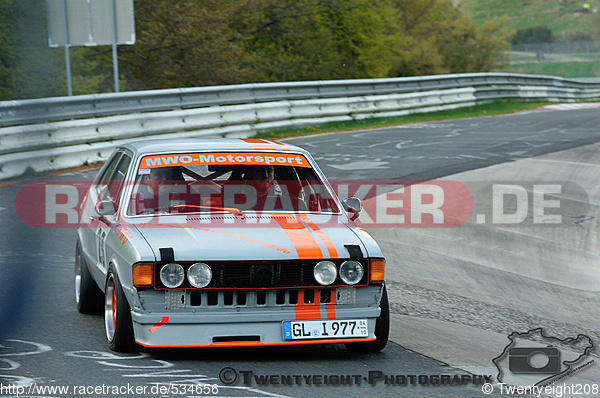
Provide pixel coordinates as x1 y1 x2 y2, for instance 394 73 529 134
313 260 364 286
159 262 212 288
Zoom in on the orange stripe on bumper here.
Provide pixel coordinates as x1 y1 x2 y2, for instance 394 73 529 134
149 316 170 334
137 337 376 349
325 303 336 320
294 290 321 321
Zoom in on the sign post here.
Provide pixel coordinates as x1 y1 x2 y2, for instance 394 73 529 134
60 0 72 96
46 0 135 95
110 0 119 92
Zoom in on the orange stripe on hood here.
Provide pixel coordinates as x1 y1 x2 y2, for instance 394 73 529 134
298 214 338 259
271 215 324 259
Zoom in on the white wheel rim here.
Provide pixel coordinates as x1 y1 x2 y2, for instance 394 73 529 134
105 276 116 341
75 253 81 304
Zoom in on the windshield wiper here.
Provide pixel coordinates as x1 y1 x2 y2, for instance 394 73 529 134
171 204 243 216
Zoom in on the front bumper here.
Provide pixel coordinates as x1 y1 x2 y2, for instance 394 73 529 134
132 285 383 347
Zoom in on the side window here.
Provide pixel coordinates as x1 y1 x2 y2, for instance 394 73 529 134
99 153 132 210
296 168 339 213
95 152 121 185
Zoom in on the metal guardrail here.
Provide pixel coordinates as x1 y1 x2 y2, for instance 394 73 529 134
1 72 600 180
2 72 599 127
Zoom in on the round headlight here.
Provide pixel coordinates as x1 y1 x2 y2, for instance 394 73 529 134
313 261 337 285
187 262 212 288
339 260 364 285
160 263 185 288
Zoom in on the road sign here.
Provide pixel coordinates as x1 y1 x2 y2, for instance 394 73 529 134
47 0 135 47
46 0 135 94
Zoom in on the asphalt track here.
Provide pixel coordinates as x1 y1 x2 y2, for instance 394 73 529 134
2 105 600 397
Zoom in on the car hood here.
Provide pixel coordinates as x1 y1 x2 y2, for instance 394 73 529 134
131 213 376 262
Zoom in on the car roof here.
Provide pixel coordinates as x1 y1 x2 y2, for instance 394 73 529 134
119 138 308 156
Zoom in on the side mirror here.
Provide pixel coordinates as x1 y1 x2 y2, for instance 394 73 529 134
342 197 362 221
94 200 116 217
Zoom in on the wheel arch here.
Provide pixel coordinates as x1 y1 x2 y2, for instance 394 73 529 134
106 258 139 311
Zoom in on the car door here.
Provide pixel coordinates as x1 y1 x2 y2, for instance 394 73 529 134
80 151 122 269
89 152 132 277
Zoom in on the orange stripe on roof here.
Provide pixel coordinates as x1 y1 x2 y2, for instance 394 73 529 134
270 140 291 151
298 214 339 259
271 215 324 260
240 138 279 151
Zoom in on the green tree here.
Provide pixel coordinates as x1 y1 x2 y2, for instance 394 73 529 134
0 0 509 100
0 0 114 100
11 0 72 99
0 0 18 99
390 0 508 76
511 26 554 45
119 0 245 89
232 0 403 81
438 14 509 72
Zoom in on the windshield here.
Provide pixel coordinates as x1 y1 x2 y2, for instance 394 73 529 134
126 152 339 216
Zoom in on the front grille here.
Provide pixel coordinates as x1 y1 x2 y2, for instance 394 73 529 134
154 260 369 289
213 262 314 287
188 288 335 308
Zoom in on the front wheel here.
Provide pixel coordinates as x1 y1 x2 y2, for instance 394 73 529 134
105 270 135 352
345 285 389 352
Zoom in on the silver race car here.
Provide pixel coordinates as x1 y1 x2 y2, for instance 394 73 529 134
76 138 388 352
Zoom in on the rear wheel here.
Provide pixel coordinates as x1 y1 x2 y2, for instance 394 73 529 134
345 285 389 352
105 270 135 352
75 242 103 314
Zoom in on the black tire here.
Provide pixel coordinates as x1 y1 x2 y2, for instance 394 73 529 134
345 285 389 352
105 269 136 352
75 242 103 314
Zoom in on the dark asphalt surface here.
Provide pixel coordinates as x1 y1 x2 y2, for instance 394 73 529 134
2 106 600 397
288 107 600 181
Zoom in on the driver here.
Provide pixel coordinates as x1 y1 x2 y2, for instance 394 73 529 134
225 165 284 211
147 167 183 182
245 165 280 197
131 166 188 214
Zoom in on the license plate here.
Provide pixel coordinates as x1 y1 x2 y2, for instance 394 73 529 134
283 319 368 340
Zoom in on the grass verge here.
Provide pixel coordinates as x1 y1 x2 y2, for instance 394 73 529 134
499 61 600 78
254 100 550 140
